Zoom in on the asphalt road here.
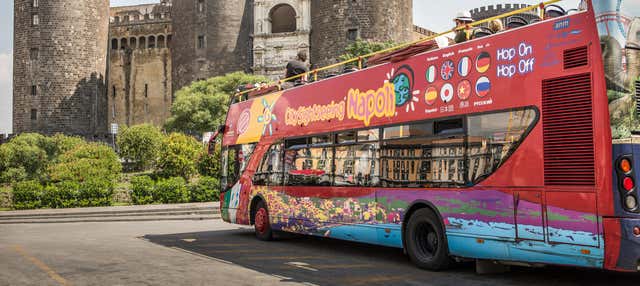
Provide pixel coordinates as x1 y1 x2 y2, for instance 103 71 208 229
1 219 639 286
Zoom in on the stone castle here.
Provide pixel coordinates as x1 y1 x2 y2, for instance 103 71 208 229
14 0 527 137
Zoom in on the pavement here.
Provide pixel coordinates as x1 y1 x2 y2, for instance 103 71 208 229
1 218 639 286
0 202 220 224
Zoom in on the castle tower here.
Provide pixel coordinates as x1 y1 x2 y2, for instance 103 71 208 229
108 1 173 128
172 0 254 91
253 0 310 80
470 4 541 27
13 0 110 136
310 0 414 70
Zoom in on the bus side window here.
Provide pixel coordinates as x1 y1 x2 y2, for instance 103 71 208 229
466 109 536 183
284 138 333 186
254 143 284 186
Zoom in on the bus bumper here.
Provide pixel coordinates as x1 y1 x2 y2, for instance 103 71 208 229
604 218 640 272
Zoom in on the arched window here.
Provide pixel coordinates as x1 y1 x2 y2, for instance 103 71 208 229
120 38 127 50
270 4 296 33
158 35 166 48
148 36 156 48
111 38 118 50
139 36 146 49
130 37 137 49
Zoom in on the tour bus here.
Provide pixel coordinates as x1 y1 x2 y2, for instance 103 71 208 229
215 0 640 272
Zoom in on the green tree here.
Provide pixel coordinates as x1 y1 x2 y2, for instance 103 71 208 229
157 133 202 179
117 124 164 171
164 72 269 135
338 39 396 66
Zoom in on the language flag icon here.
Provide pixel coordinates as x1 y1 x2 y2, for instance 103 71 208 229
458 57 471 77
440 83 454 103
457 80 471 100
476 52 491 73
426 65 437 83
475 76 491 97
425 87 438 105
441 60 454 81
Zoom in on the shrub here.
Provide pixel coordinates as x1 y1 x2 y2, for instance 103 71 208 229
1 167 28 183
117 124 164 171
0 186 12 209
154 177 189 204
42 182 80 209
190 176 220 202
0 133 51 183
197 149 220 178
157 133 202 179
12 180 44 210
130 175 155 205
78 179 114 207
49 142 122 186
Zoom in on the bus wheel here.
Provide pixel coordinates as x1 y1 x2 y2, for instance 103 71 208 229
254 201 273 241
405 208 451 271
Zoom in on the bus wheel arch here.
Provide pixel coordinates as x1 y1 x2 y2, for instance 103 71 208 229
402 201 452 270
249 195 266 226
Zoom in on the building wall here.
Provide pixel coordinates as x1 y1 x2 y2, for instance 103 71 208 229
310 0 414 70
13 0 110 136
172 0 254 92
253 0 310 80
108 2 172 128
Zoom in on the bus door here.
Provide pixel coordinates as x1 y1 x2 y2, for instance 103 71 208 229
514 190 545 241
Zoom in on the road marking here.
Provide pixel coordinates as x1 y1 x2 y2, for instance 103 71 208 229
285 262 319 272
12 245 71 286
181 238 197 243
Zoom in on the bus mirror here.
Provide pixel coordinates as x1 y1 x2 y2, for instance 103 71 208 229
207 125 226 155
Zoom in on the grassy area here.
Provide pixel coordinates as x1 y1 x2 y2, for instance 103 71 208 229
0 208 12 211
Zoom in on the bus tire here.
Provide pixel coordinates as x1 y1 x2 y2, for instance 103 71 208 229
254 200 273 241
405 208 451 271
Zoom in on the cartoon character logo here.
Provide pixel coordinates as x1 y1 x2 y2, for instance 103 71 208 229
257 98 277 136
388 65 419 112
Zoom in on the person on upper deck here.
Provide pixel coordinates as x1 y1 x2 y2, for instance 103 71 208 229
285 51 309 84
453 11 474 44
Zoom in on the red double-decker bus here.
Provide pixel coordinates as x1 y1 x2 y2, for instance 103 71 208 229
216 0 640 272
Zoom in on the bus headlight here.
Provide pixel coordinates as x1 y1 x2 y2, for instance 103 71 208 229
625 195 638 210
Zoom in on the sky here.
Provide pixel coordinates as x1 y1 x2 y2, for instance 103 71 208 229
0 0 631 134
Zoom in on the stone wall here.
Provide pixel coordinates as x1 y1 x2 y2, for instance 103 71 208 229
13 0 110 136
310 0 414 70
470 4 540 27
172 0 254 92
108 2 172 128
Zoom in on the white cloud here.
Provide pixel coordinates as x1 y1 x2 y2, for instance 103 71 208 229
0 52 12 134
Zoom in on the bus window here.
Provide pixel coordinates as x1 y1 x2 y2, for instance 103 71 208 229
383 122 433 140
434 118 463 135
467 108 537 183
335 143 380 187
284 143 333 186
337 131 357 144
221 144 256 190
254 143 284 186
357 128 380 142
381 135 465 188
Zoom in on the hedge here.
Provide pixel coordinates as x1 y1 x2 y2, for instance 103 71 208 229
130 176 220 205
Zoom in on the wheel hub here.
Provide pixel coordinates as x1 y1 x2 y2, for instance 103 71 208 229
255 208 268 234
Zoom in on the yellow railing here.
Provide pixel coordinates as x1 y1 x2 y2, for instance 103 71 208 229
234 0 564 99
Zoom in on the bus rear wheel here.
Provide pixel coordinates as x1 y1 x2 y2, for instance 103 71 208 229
405 208 451 271
254 201 273 241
